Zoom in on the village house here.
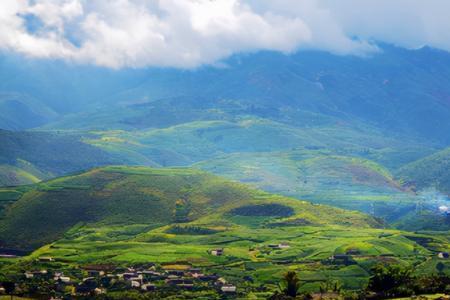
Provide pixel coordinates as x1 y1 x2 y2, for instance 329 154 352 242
188 267 201 274
327 254 355 266
86 269 105 277
81 276 96 283
346 249 361 255
141 283 156 291
54 271 71 283
130 276 143 283
0 254 17 258
24 270 49 279
131 280 141 288
268 243 290 250
216 277 227 286
81 264 115 273
76 281 98 295
54 271 64 278
166 270 185 277
58 276 72 283
177 283 194 290
166 278 184 285
141 270 164 280
221 284 237 293
55 281 74 293
38 256 54 262
122 272 142 281
197 274 219 282
191 272 205 279
94 288 105 295
99 275 113 287
210 248 224 256
278 242 290 249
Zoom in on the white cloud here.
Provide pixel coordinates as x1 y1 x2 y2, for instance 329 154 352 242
0 0 449 68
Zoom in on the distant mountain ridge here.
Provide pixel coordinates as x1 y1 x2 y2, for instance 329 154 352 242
2 44 450 145
1 44 450 231
0 129 122 185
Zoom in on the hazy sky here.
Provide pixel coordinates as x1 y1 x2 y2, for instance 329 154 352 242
1 0 449 68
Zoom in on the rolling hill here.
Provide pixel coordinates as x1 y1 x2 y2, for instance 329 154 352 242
0 129 128 186
0 166 383 251
1 167 449 295
0 162 45 186
194 151 419 219
1 114 433 186
82 117 433 167
398 147 450 196
0 93 58 130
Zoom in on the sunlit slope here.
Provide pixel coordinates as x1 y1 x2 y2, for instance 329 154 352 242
0 164 43 186
0 116 434 186
83 118 432 167
398 147 450 195
0 129 134 186
0 93 58 130
29 46 450 146
194 151 422 219
0 166 382 251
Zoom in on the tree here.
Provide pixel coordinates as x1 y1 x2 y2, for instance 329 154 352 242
280 271 301 298
173 198 191 222
2 281 15 300
436 262 445 273
320 279 342 295
367 264 413 297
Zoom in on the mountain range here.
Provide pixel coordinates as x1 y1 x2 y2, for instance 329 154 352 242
1 42 450 298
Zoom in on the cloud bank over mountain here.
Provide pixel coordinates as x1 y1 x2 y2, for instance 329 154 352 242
0 0 449 68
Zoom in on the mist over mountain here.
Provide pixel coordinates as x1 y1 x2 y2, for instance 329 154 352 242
2 45 450 147
2 2 450 298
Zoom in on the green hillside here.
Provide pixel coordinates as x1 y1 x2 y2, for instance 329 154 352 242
0 93 58 130
0 164 42 186
18 46 450 147
0 167 449 296
398 147 450 195
0 166 382 251
83 117 433 167
194 151 424 221
0 129 129 186
0 116 434 188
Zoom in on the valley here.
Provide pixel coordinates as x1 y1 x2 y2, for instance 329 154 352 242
0 42 450 299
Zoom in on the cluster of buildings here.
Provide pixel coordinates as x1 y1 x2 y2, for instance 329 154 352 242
19 256 238 297
6 243 296 297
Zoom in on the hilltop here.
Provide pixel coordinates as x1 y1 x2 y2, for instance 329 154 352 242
0 166 382 251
